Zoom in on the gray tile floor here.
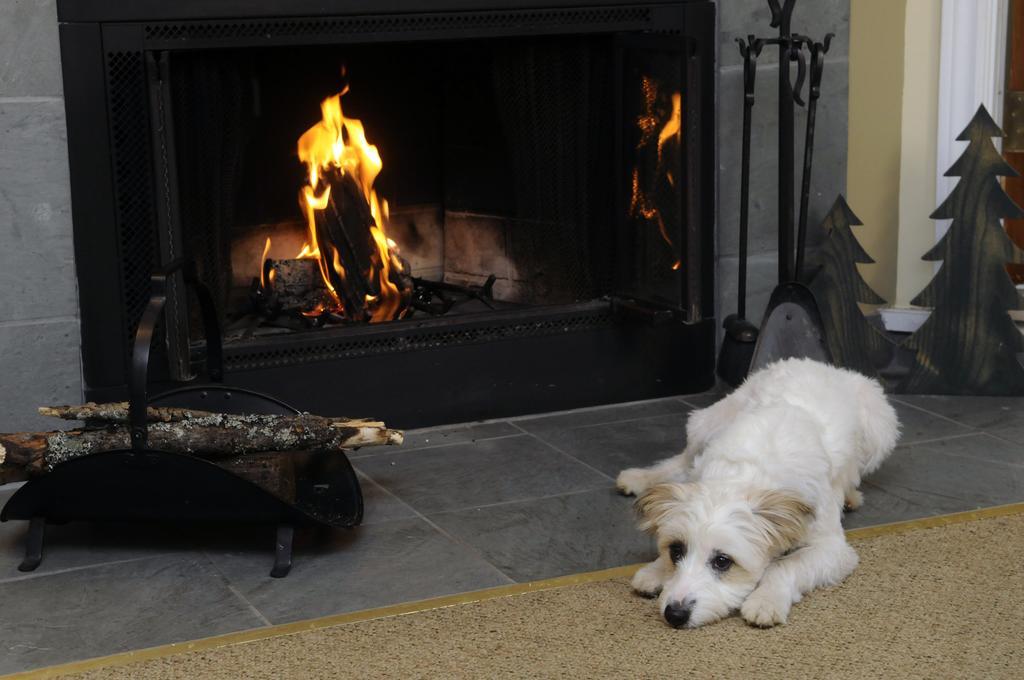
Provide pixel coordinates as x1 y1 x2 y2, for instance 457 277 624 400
1 392 1022 673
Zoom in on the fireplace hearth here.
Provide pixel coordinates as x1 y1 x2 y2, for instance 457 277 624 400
60 0 717 427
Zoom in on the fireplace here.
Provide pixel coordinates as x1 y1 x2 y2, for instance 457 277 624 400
59 0 716 427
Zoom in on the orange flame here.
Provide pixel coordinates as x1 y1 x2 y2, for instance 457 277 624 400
631 77 683 272
292 84 407 321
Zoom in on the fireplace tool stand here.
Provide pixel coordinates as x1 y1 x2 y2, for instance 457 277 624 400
1 260 364 578
719 0 835 379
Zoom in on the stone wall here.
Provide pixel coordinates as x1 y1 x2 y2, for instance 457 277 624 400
0 0 849 431
0 0 81 432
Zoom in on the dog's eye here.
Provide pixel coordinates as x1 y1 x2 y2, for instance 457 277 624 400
711 554 733 572
668 541 686 563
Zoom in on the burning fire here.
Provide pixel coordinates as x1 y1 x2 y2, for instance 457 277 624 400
261 81 409 322
630 76 683 271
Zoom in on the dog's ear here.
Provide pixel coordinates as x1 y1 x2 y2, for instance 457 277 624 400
749 490 814 552
635 483 694 534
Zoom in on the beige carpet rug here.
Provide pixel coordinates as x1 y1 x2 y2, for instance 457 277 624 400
20 506 1024 680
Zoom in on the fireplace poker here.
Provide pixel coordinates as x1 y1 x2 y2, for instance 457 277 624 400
769 0 798 283
794 33 833 281
717 36 764 387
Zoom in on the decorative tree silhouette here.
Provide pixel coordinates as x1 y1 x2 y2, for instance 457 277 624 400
900 105 1024 394
809 195 892 378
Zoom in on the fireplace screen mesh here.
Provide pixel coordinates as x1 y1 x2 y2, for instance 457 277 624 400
106 52 159 350
151 31 692 360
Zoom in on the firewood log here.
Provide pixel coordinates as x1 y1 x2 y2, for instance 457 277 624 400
0 441 297 505
315 172 376 318
38 403 398 434
217 452 297 504
0 413 403 485
265 258 333 313
40 402 223 423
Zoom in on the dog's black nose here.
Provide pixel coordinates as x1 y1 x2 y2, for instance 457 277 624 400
664 602 692 628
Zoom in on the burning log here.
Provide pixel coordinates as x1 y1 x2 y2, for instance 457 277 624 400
248 172 414 324
0 409 403 486
274 81 417 325
314 172 378 319
314 172 414 321
263 258 333 314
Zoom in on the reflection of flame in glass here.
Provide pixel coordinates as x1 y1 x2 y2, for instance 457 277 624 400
630 76 683 271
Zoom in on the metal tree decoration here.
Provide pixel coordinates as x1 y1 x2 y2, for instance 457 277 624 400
808 196 892 378
899 105 1024 394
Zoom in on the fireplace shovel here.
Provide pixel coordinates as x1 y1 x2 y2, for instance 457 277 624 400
749 33 832 373
717 37 763 387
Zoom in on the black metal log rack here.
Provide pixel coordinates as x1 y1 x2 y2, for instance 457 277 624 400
0 259 364 578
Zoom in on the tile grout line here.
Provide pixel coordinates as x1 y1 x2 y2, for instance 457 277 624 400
889 397 986 430
0 315 80 329
348 432 525 459
424 485 618 519
678 396 717 409
973 432 1024 467
503 395 690 422
375 395 694 437
984 429 1024 449
352 402 696 459
353 471 518 586
199 550 273 628
858 477 983 506
899 431 1024 468
514 409 692 436
0 95 64 104
508 422 617 483
228 583 273 627
898 431 986 448
352 472 420 525
0 553 176 585
718 55 850 74
354 454 617 520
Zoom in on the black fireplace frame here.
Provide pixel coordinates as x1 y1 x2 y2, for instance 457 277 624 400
58 0 717 428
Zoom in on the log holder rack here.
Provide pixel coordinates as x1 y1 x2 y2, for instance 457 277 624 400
0 259 364 578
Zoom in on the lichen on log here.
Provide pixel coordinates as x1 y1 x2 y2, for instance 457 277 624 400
1 409 403 486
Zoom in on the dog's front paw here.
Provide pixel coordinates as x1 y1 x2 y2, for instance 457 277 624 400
741 585 792 628
631 562 665 598
843 488 864 512
617 468 655 496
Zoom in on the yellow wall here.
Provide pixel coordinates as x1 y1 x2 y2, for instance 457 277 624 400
846 0 908 304
847 0 943 307
895 0 942 308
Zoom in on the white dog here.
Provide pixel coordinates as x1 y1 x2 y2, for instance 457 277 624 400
617 358 899 628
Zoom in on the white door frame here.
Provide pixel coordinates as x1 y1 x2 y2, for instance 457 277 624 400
881 0 1009 333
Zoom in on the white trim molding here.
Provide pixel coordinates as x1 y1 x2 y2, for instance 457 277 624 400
934 0 1009 242
881 286 1024 335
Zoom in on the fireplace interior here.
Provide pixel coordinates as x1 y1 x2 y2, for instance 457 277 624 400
178 39 625 336
61 2 717 427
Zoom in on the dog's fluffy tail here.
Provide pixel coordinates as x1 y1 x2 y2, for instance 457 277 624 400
855 376 900 476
